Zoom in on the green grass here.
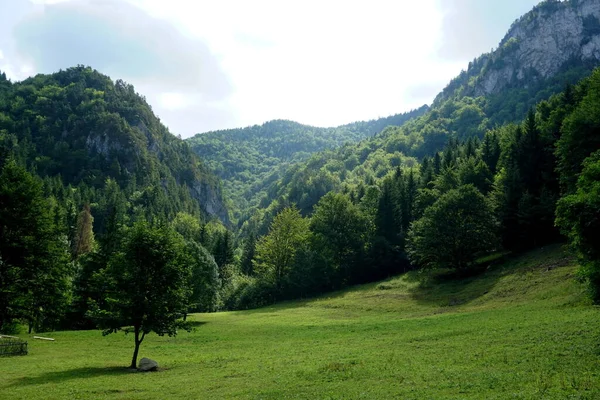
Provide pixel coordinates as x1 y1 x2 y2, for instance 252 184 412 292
1 245 599 399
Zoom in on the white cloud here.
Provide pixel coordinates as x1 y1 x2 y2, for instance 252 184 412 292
1 0 537 135
158 92 192 111
124 0 462 130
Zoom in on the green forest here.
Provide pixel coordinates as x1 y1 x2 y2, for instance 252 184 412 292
187 109 428 223
2 61 600 334
1 0 600 397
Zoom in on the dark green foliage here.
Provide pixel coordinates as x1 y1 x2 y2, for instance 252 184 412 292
89 222 191 368
407 185 498 271
556 69 600 193
213 230 235 270
556 153 600 302
240 234 256 276
310 193 373 287
0 160 72 333
0 66 227 233
491 108 561 250
481 131 501 174
233 66 600 308
251 68 588 229
4 0 600 320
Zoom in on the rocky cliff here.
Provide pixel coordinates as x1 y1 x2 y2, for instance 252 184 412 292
435 0 600 103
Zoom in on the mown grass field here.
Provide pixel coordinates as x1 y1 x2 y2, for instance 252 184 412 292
1 245 599 399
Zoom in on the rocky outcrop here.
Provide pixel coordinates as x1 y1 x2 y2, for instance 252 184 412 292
190 180 230 224
436 0 600 103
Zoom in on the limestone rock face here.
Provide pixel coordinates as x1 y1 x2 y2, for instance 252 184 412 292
191 180 230 224
138 357 158 372
435 0 600 103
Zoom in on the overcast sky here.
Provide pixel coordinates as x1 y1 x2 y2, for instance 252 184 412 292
0 0 539 137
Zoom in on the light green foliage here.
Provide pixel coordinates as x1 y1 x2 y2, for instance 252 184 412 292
171 212 203 243
407 185 498 271
183 241 220 312
1 246 598 399
71 204 96 259
254 207 312 291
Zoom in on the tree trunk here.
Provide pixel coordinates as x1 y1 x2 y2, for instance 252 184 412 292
130 325 145 369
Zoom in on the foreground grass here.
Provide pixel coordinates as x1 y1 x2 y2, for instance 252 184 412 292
1 245 599 399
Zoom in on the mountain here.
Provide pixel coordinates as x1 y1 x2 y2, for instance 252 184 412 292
0 66 229 226
236 0 600 234
436 0 600 122
187 107 427 222
438 0 600 102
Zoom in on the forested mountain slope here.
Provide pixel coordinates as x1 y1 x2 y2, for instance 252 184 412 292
243 0 600 234
188 108 427 222
0 66 233 332
0 66 229 225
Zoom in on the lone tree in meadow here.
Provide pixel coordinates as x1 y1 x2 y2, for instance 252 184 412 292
407 185 498 271
89 221 191 369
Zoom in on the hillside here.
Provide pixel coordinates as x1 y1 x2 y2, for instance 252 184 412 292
1 245 598 399
0 66 229 226
187 108 427 222
243 0 600 232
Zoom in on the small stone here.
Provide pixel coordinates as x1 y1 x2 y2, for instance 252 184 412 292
138 357 158 372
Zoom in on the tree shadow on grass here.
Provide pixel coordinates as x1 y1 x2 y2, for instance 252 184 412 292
407 245 568 308
6 366 134 388
185 320 208 328
407 266 505 308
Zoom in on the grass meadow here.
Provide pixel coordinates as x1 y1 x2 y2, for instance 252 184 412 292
1 245 599 399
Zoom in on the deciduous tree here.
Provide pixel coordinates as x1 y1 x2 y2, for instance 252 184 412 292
89 222 191 369
407 185 498 271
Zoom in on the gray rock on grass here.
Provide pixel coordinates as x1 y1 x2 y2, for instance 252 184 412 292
138 357 158 372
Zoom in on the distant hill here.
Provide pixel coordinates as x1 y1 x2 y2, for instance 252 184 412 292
187 107 427 222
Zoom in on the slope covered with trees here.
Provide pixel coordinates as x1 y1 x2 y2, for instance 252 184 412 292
0 67 232 333
187 108 427 223
241 0 600 238
0 66 228 225
226 68 600 308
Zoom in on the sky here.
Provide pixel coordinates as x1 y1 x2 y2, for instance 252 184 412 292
0 0 540 137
